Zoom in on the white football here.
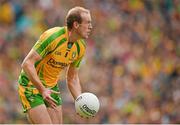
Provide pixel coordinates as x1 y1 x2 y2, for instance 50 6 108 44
75 92 100 118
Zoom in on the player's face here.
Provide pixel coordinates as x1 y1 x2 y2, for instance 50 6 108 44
78 12 92 39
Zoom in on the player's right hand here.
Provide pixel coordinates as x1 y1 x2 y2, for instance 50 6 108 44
42 88 60 109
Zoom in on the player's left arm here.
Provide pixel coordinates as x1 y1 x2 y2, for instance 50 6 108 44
66 64 82 100
67 40 86 100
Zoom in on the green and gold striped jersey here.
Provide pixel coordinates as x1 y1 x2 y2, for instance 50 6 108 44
18 26 86 88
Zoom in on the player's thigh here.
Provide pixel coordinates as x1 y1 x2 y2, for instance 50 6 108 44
27 104 52 124
46 84 63 124
47 105 63 124
18 85 52 124
18 84 45 112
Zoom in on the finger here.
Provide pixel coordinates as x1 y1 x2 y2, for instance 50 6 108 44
50 103 57 109
46 98 57 109
48 101 59 111
50 90 60 94
77 113 83 118
49 96 58 104
45 96 57 106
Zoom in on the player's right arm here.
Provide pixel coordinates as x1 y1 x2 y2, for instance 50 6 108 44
21 49 45 94
21 49 58 108
22 27 62 108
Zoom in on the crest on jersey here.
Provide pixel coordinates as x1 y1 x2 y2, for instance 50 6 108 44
72 52 76 59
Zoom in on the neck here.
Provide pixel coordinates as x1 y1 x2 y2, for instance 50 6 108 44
68 29 80 43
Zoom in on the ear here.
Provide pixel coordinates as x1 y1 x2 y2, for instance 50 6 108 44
73 21 80 29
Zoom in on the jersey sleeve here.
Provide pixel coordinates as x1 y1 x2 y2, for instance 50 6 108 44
71 39 86 68
33 32 51 57
33 27 61 57
71 56 84 68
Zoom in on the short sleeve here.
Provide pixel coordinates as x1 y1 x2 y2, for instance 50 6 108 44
33 27 63 57
71 39 86 68
71 56 84 68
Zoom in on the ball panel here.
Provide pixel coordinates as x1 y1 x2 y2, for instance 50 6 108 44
75 92 100 118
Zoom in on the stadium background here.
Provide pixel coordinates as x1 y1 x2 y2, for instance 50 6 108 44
0 0 179 123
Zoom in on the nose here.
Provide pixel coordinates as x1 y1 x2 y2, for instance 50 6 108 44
89 23 93 29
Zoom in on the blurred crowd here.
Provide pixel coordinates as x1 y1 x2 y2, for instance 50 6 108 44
0 0 179 123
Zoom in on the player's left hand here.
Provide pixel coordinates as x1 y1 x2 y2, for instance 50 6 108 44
76 113 89 119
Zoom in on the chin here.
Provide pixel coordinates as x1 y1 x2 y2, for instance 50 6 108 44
82 36 88 39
